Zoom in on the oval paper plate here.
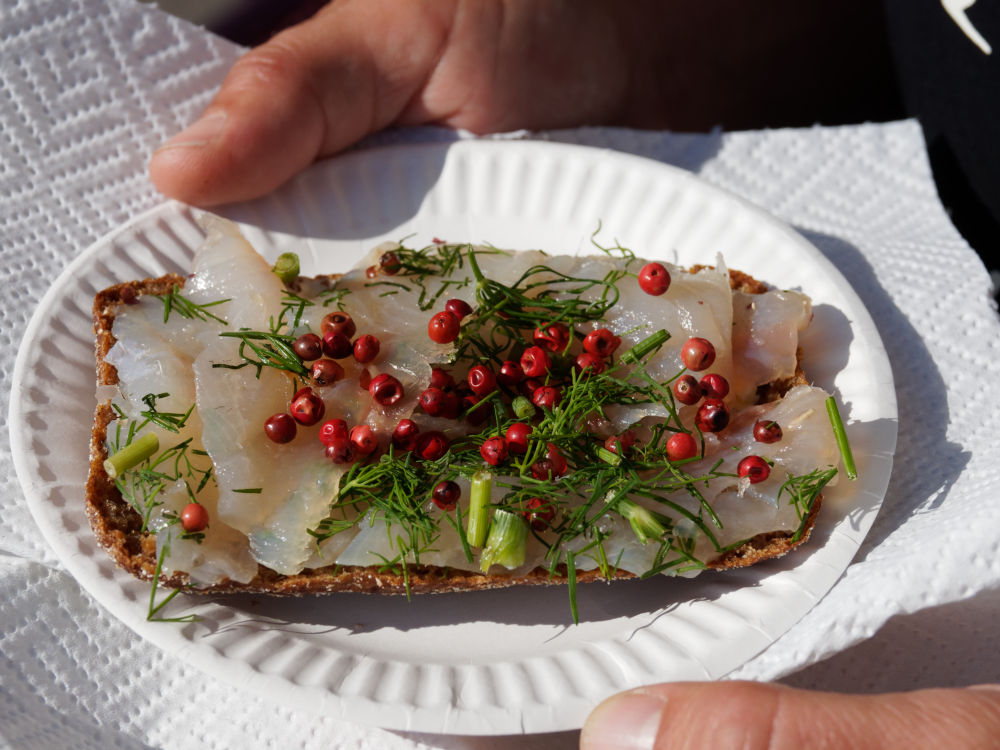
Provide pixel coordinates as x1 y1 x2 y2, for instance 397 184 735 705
10 140 896 735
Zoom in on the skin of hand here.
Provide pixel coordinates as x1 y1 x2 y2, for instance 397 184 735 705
149 0 635 205
579 681 1000 750
149 0 896 206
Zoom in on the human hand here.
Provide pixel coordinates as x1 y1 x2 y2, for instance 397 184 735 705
149 0 638 206
579 681 1000 749
149 0 895 207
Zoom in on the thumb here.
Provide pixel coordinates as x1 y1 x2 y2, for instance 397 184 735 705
580 681 1000 750
149 0 452 206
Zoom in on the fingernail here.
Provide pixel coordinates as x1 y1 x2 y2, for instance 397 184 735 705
970 684 1000 693
156 111 226 151
580 691 666 750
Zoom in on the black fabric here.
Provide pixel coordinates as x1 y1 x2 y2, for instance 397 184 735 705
884 0 1000 267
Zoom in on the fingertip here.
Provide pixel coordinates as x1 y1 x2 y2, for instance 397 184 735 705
582 682 786 750
580 690 667 750
148 111 230 206
149 50 325 206
583 681 1000 750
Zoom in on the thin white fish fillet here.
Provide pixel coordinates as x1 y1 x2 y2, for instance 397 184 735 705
731 289 812 404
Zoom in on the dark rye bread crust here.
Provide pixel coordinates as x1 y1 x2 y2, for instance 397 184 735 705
88 269 817 596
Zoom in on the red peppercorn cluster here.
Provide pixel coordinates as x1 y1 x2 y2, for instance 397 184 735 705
241 252 792 547
314 312 384 367
669 335 781 481
724 420 783 488
418 313 633 507
664 337 733 435
260 287 779 511
589 334 735 466
317 418 383 464
264 384 330 445
263 311 407 448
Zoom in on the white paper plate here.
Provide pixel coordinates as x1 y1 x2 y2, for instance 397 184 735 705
10 140 897 735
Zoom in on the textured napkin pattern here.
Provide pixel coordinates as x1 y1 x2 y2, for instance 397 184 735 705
2 0 999 748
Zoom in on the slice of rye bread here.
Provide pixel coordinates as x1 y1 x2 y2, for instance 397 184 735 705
87 269 817 596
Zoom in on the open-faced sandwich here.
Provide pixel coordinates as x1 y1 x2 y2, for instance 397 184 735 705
87 216 849 619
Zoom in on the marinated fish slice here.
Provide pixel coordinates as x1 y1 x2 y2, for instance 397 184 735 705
103 308 200 415
183 220 355 573
152 474 259 585
731 289 812 405
560 386 836 576
101 290 258 584
579 259 735 432
689 384 838 558
248 460 347 575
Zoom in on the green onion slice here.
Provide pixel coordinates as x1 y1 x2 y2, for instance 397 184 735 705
104 432 159 478
467 470 492 548
479 509 528 572
825 396 857 480
272 252 301 284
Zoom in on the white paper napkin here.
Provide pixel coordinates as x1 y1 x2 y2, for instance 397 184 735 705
2 0 999 748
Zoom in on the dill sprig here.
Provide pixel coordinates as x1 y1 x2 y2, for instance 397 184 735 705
147 533 199 622
157 285 229 325
450 249 629 365
107 395 213 529
588 223 639 267
779 467 838 542
112 435 214 531
106 394 214 622
319 284 351 309
389 242 486 310
139 392 194 433
271 290 313 334
213 329 309 377
308 451 445 568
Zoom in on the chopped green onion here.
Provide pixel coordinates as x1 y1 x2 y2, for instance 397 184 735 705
597 447 621 466
479 509 528 572
272 252 300 284
104 433 159 478
511 396 536 421
619 329 670 365
618 498 668 545
467 470 492 548
825 396 857 480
